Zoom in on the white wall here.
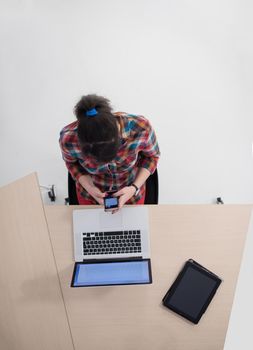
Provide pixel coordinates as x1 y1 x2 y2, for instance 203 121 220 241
1 0 253 205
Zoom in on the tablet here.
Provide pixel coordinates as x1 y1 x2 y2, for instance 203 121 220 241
71 259 152 287
162 259 222 324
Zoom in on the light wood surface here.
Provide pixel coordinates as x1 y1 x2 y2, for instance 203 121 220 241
45 204 252 350
0 174 74 350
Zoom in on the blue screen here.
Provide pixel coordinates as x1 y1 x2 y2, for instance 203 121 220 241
73 260 151 286
105 197 118 208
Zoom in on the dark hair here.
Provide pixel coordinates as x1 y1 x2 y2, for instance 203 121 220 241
75 94 119 163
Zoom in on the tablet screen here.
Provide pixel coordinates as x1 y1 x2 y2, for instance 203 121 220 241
71 259 152 287
163 260 222 324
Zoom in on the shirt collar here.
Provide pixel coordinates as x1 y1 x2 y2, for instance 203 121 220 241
114 112 131 142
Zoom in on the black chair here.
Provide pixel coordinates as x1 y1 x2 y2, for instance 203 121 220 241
67 172 79 205
67 169 159 205
144 169 159 204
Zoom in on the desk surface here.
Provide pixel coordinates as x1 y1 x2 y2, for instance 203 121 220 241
45 204 252 350
0 174 74 350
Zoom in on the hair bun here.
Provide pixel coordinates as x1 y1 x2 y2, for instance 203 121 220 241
74 94 112 120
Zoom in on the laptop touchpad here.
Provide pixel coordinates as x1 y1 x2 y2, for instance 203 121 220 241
99 210 123 230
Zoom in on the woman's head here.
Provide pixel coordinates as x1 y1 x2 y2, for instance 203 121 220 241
75 94 119 163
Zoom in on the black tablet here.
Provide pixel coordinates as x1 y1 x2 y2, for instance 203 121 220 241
162 259 222 324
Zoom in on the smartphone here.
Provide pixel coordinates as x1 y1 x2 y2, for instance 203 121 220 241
104 193 119 212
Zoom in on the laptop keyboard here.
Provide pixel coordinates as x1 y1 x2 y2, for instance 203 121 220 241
82 230 142 255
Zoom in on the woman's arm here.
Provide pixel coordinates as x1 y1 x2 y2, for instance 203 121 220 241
131 167 151 189
112 167 151 211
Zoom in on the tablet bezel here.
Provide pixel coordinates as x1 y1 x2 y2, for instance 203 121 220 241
71 258 152 287
162 259 222 324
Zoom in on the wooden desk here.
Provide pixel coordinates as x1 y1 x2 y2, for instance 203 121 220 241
45 205 252 350
0 174 74 350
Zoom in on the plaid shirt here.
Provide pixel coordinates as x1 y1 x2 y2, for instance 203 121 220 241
59 112 160 204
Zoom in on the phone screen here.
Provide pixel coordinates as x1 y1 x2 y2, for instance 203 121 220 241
104 196 119 210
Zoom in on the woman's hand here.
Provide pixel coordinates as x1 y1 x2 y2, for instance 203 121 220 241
79 175 106 205
87 186 106 205
112 186 136 213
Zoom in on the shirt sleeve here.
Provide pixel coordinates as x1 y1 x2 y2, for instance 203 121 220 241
59 131 88 181
137 118 160 174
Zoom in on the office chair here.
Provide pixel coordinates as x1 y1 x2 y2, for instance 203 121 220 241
67 169 159 205
144 169 159 204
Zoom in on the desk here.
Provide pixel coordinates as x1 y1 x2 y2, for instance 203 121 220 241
1 173 251 350
0 173 74 350
45 204 252 350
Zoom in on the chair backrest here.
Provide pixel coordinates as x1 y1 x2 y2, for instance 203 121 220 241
68 172 79 205
67 169 159 205
144 169 159 204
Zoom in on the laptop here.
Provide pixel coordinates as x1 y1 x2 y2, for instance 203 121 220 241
71 206 152 287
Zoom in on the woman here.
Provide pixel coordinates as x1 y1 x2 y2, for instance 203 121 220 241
59 94 160 209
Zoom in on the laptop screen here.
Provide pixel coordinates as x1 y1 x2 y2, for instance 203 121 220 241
71 259 152 287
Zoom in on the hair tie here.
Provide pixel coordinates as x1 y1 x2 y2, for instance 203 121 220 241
86 108 98 117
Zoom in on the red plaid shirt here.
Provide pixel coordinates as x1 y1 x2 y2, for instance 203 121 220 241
59 112 160 204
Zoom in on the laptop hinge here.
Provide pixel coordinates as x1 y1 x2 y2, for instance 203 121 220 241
82 256 143 263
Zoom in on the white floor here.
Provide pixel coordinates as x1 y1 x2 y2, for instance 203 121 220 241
224 210 253 349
